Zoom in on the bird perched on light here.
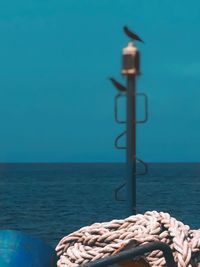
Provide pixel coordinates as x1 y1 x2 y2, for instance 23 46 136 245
109 78 126 92
112 239 150 267
123 26 144 44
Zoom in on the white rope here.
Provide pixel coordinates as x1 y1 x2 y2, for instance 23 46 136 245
55 211 200 267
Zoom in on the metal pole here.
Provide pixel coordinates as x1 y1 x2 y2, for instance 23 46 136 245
122 42 139 215
111 34 146 215
126 75 136 215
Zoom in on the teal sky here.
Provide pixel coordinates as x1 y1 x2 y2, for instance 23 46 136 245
0 0 200 162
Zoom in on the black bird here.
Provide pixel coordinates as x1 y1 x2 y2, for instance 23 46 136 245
123 26 144 43
109 78 126 92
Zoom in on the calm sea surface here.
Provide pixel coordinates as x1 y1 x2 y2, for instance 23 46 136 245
0 163 199 247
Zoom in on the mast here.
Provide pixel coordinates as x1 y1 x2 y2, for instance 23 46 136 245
123 42 138 215
110 27 148 215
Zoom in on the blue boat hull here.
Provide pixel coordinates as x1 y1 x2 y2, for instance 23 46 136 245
0 230 57 267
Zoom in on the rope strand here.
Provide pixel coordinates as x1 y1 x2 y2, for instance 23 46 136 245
56 211 200 267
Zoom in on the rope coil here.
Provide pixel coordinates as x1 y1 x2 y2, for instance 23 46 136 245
56 211 200 267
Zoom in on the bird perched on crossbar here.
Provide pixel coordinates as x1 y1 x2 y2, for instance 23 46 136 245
123 26 144 44
109 78 126 92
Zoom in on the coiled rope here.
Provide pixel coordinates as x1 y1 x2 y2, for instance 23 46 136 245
56 211 200 267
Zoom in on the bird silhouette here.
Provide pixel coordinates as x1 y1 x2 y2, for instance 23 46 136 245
109 78 126 92
123 26 144 43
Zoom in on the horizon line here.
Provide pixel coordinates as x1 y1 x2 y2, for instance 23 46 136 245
0 162 199 164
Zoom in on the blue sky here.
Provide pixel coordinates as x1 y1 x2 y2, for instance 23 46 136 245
0 0 200 162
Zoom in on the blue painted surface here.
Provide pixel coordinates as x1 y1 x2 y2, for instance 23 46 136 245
0 230 57 267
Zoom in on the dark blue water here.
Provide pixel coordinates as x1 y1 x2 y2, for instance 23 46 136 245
0 163 199 247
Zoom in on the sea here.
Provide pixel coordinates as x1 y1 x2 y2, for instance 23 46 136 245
0 163 199 248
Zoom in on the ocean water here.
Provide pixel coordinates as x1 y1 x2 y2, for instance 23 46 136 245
0 163 199 248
